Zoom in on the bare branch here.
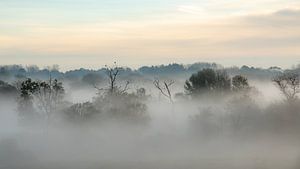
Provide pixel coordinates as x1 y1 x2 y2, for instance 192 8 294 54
153 79 174 103
119 81 130 94
153 80 169 98
273 72 300 102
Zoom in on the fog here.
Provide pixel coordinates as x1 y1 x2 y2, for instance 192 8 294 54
1 68 300 169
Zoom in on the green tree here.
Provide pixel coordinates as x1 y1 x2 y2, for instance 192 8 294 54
185 69 231 96
18 78 65 121
18 79 39 119
232 75 249 91
64 102 100 122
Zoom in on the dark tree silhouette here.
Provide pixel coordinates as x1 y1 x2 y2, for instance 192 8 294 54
94 62 129 95
64 102 99 122
18 78 65 120
18 79 39 119
106 63 120 94
215 70 231 90
232 75 249 91
185 69 231 96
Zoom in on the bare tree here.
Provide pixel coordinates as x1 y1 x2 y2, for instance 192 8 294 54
34 77 65 120
273 72 300 102
94 62 129 95
153 79 174 103
105 63 120 93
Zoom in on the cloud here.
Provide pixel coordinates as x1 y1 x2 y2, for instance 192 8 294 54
241 8 300 27
0 7 299 69
274 8 300 16
177 5 204 15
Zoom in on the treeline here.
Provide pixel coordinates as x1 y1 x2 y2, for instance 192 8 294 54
1 62 297 83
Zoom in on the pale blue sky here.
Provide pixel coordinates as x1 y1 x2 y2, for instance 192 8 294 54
0 0 300 70
2 0 298 22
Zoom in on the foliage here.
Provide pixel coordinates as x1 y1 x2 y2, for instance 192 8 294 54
93 91 149 125
17 79 39 120
0 63 282 83
232 75 250 91
185 69 231 96
64 102 100 122
18 78 65 120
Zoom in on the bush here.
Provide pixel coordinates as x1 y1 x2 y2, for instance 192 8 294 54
93 90 150 125
64 102 100 122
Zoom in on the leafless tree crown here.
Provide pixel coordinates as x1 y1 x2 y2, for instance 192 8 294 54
273 72 300 102
94 62 129 95
153 79 174 103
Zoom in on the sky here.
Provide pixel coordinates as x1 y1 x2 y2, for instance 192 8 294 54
0 0 300 71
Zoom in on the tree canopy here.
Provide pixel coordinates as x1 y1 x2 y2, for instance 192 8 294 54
184 69 231 96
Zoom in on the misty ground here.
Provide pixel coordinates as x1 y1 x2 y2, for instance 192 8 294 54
1 75 300 169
